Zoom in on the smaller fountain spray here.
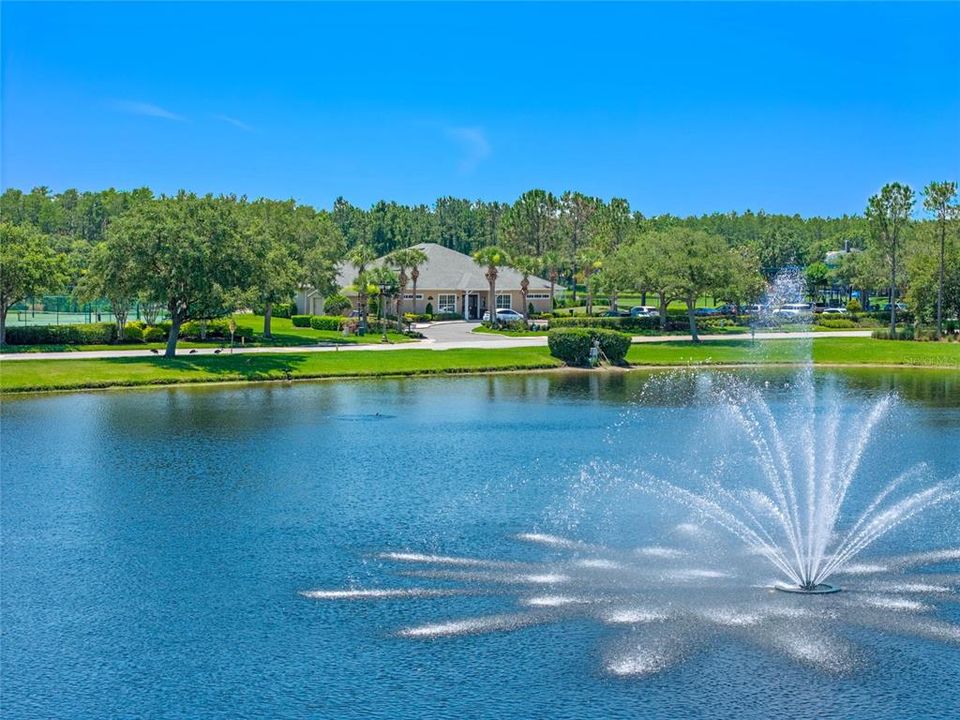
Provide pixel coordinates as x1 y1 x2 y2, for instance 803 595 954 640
634 373 958 594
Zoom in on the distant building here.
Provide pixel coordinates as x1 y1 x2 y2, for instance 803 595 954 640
824 240 860 267
296 243 555 319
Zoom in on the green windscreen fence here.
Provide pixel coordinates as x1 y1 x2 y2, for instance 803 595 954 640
9 296 167 326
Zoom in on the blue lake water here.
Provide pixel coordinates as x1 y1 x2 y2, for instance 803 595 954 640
2 369 959 719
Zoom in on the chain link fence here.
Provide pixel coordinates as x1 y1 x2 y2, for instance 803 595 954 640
9 296 167 326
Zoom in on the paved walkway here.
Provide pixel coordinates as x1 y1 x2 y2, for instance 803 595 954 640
0 326 873 362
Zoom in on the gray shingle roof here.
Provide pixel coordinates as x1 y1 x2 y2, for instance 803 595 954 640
335 243 552 292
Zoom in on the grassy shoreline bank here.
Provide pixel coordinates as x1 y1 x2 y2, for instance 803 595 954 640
2 339 957 394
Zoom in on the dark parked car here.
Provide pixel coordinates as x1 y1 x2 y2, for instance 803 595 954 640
694 307 721 317
600 309 630 317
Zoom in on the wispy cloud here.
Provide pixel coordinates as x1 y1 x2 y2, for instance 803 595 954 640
445 126 491 173
110 100 183 121
213 114 254 132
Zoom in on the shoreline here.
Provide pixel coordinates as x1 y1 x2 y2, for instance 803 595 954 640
2 359 956 398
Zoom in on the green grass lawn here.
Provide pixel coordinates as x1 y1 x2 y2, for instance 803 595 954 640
2 338 956 394
0 314 411 353
626 338 960 367
0 347 564 393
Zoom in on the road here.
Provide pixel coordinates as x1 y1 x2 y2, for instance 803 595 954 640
0 323 874 362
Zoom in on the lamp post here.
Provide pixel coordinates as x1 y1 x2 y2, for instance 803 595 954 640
378 282 389 342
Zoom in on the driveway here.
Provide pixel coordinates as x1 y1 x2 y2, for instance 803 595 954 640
419 320 494 343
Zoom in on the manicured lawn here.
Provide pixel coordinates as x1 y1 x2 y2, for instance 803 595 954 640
230 314 411 346
0 347 564 393
0 314 411 353
626 338 960 368
3 338 956 394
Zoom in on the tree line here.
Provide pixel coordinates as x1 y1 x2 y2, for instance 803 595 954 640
1 182 956 353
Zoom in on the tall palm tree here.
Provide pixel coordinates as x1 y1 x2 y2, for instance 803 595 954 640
540 250 563 311
346 244 376 334
388 247 428 330
511 255 539 326
473 246 510 325
408 249 429 315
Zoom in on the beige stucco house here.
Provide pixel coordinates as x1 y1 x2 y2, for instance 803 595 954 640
296 243 556 319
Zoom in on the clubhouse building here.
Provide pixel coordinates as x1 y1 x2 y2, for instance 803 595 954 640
297 243 556 319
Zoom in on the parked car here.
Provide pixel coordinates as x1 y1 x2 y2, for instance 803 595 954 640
482 308 524 323
714 304 737 315
773 303 813 318
630 306 659 318
883 302 909 312
694 307 721 317
743 304 764 315
601 309 630 317
820 307 849 315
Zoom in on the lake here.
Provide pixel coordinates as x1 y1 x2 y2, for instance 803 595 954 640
2 368 959 719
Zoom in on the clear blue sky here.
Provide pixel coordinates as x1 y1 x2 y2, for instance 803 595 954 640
2 2 958 217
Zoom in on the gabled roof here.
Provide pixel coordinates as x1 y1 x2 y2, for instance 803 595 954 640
336 243 552 292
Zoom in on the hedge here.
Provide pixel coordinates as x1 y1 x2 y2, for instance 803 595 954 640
121 325 144 343
816 318 857 329
4 322 119 345
143 326 167 342
309 315 345 331
179 320 254 340
550 315 747 333
547 328 631 366
291 315 312 327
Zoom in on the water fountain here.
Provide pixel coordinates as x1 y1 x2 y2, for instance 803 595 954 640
302 270 959 676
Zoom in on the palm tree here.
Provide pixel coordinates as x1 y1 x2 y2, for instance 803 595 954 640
409 249 428 315
346 244 376 334
577 247 604 316
473 246 510 325
540 251 563 312
388 247 429 330
511 255 539 326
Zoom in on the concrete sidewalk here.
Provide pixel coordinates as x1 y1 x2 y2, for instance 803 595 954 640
0 329 874 362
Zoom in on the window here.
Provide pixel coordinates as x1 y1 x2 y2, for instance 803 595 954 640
403 293 423 300
496 294 512 309
527 293 550 300
437 294 457 313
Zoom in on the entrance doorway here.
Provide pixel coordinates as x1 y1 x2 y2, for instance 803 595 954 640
468 294 479 320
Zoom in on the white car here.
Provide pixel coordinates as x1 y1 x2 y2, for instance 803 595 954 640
482 308 524 323
774 303 813 318
630 306 659 318
821 307 849 315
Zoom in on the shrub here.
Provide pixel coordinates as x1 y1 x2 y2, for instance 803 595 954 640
4 322 118 346
547 327 631 366
271 302 296 319
323 293 351 315
872 328 914 341
291 315 312 327
846 299 862 313
143 325 167 342
404 313 432 323
424 302 434 315
432 312 462 321
178 319 253 341
309 315 345 331
548 328 593 365
816 318 857 329
120 324 144 343
593 328 631 363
